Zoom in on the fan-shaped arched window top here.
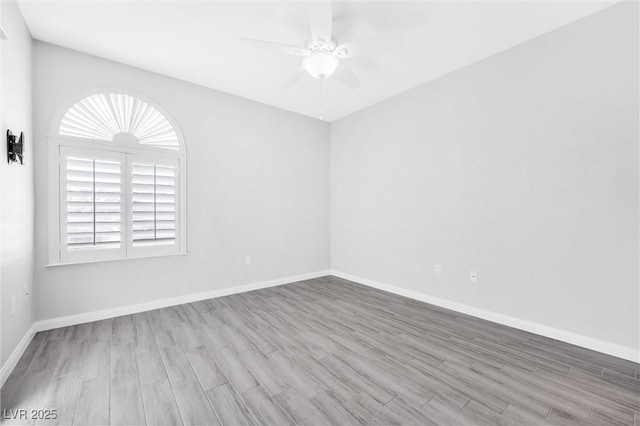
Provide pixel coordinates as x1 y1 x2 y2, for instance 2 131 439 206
59 93 180 150
50 91 186 266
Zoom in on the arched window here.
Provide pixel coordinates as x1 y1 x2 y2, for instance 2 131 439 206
48 91 187 265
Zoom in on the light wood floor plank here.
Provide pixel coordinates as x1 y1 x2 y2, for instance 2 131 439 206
1 276 637 426
81 340 110 382
73 376 109 425
174 380 219 425
206 383 254 425
141 379 183 426
214 347 259 393
273 387 328 425
242 385 294 425
184 346 227 391
36 371 81 426
160 346 198 389
110 379 145 426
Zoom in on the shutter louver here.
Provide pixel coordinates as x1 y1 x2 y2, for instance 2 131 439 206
65 155 122 252
132 162 176 247
59 93 180 150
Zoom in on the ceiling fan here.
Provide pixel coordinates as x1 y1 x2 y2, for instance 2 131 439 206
241 2 404 89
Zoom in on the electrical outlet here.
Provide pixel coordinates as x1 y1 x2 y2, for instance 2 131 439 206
434 264 442 276
245 255 252 266
470 271 478 283
10 296 16 316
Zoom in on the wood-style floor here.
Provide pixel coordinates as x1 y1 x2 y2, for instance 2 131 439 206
1 276 639 425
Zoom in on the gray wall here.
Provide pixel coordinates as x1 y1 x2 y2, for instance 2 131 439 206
1 1 35 365
331 3 639 351
33 42 330 320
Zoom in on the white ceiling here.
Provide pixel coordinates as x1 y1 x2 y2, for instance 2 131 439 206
18 0 616 121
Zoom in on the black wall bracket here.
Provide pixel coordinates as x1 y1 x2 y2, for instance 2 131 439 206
7 130 24 165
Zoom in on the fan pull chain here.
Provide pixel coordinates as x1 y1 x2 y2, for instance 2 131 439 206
319 78 324 120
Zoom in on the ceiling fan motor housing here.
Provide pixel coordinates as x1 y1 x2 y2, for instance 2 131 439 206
309 37 338 52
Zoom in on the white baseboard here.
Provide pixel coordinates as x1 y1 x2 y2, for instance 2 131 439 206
33 270 331 333
1 269 330 386
0 323 37 387
330 270 639 363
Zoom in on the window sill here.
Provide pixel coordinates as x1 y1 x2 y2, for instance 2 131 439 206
45 251 189 268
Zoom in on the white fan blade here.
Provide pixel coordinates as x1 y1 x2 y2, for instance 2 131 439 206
333 63 361 89
334 35 405 59
309 1 333 45
283 67 308 88
240 38 309 56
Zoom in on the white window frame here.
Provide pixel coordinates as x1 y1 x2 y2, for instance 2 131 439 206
48 90 187 266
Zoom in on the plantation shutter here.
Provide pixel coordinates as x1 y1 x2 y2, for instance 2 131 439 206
129 156 179 255
60 147 125 262
59 93 180 150
51 92 186 265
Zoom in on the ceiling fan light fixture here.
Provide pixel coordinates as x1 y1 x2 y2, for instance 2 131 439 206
303 52 339 79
